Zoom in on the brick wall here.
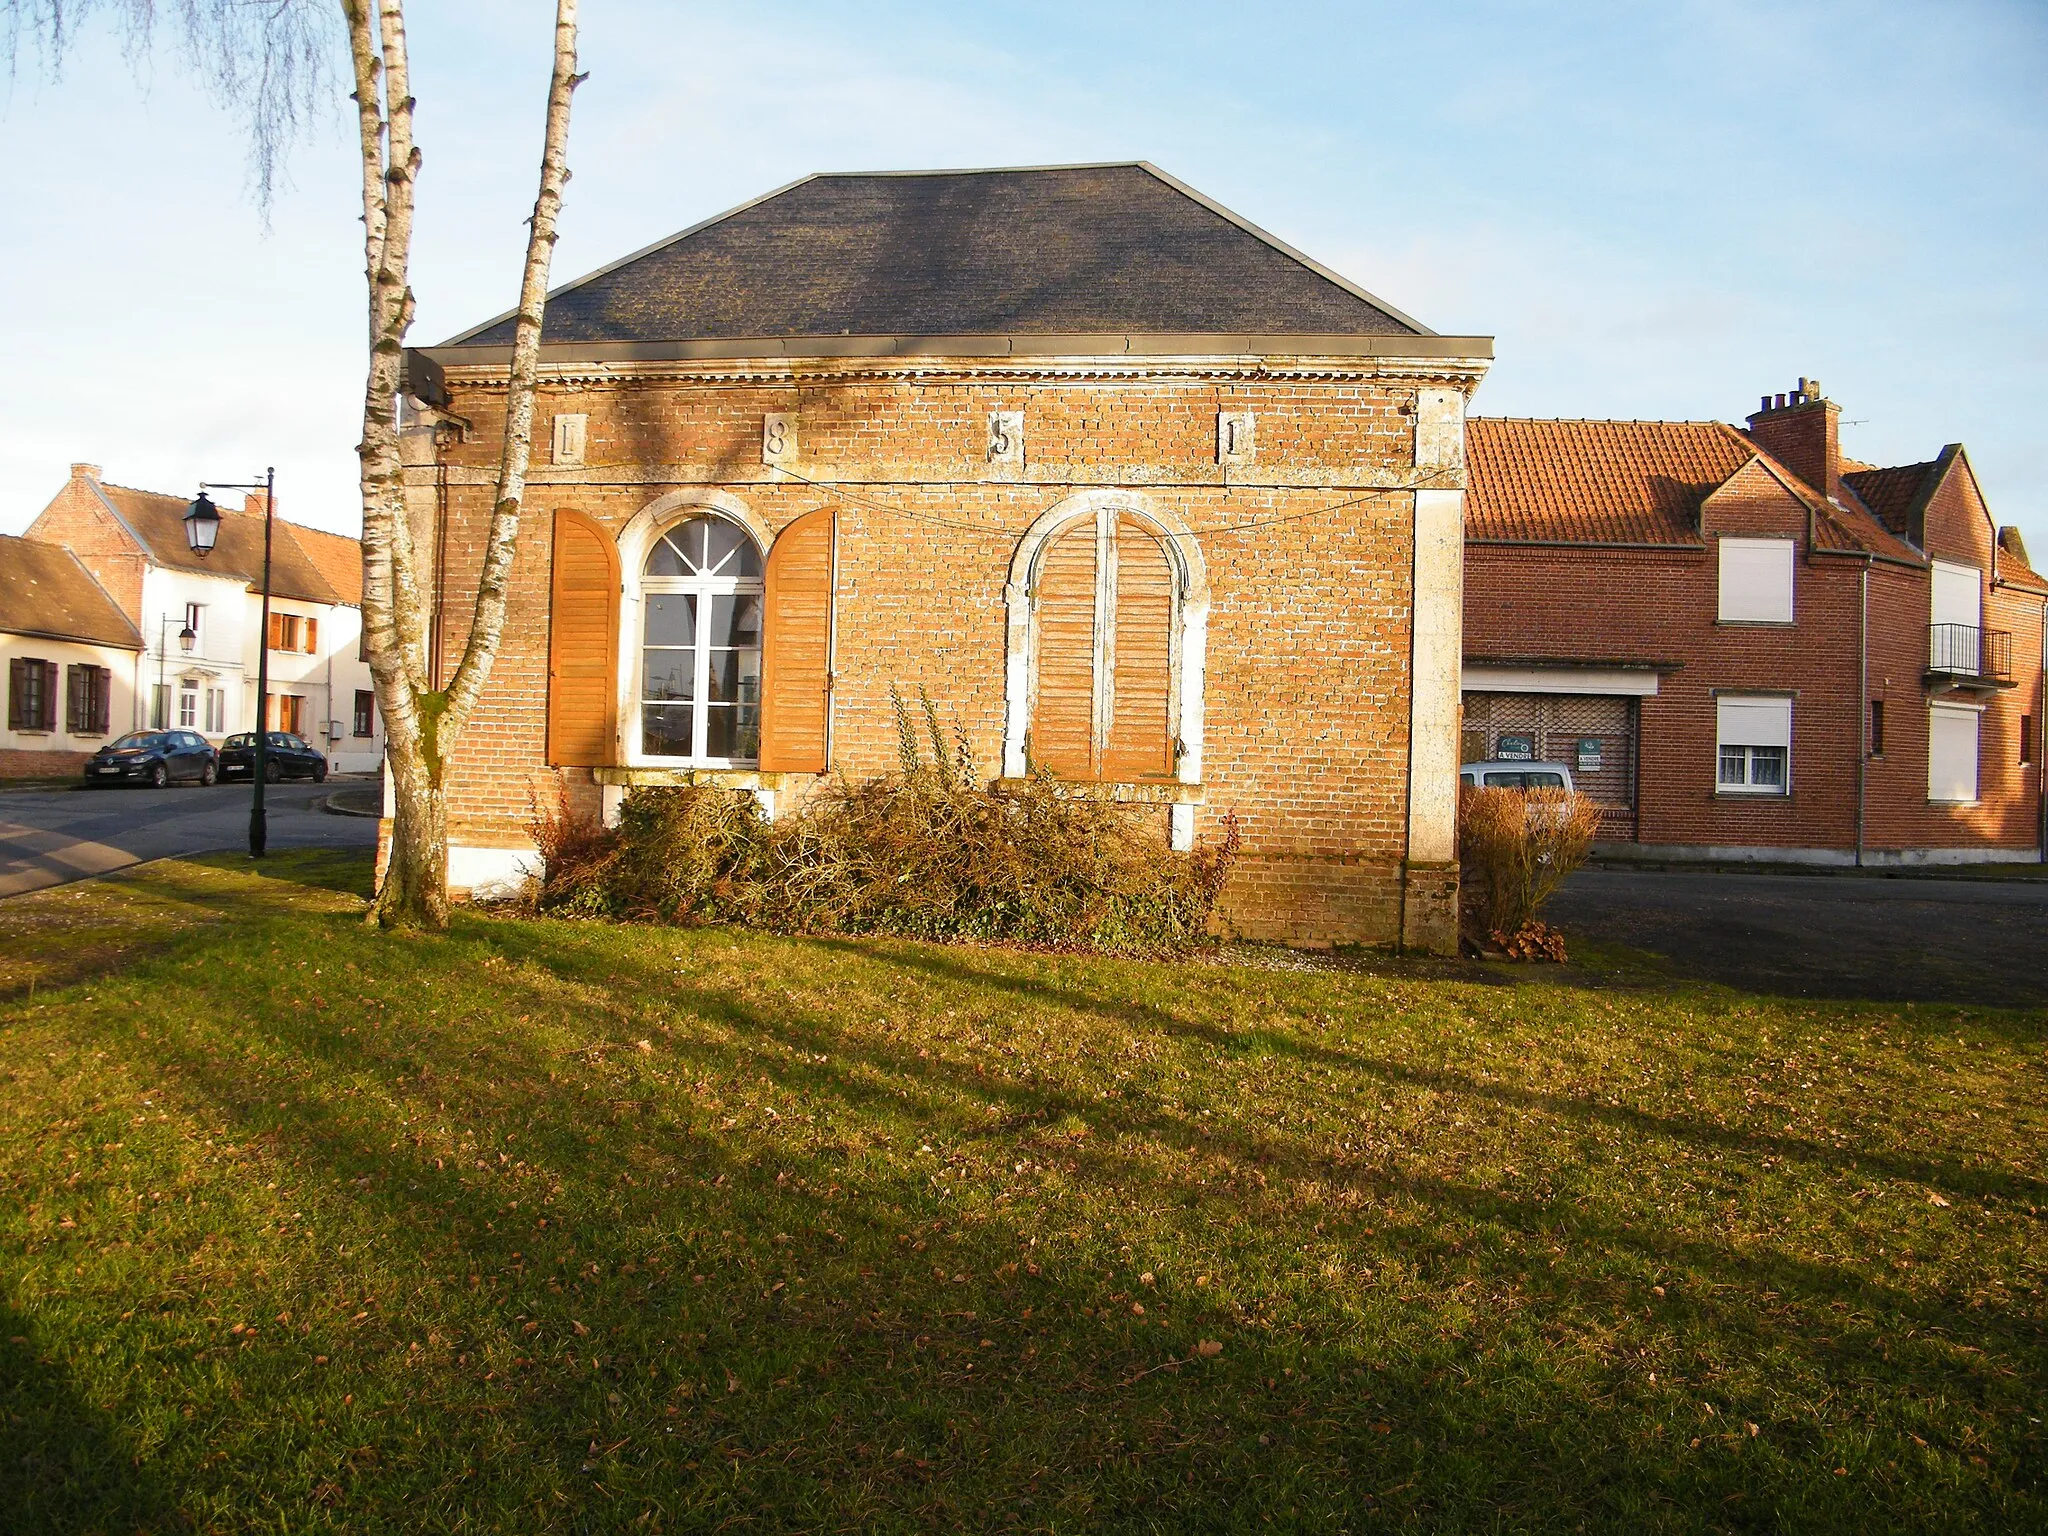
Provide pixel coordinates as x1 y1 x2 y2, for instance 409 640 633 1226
1465 459 2046 856
26 468 149 624
415 363 1470 943
0 747 92 779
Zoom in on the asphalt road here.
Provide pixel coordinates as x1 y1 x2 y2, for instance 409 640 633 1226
0 778 378 899
1550 867 2048 1009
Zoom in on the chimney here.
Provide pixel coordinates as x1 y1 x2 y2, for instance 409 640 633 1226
1745 377 1840 502
70 462 102 482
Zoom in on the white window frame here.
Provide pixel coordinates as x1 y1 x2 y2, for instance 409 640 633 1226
1717 538 1796 624
1927 702 1981 805
205 687 227 734
177 683 199 729
184 601 204 651
613 492 777 772
1715 695 1792 796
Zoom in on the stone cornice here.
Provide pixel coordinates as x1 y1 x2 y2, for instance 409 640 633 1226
420 352 1491 394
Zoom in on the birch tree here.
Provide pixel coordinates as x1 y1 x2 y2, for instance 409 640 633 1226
4 0 584 929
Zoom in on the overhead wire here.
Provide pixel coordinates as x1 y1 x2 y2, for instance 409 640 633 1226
770 465 1447 542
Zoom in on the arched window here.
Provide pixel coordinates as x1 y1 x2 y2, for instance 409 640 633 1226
637 514 764 763
1003 490 1208 846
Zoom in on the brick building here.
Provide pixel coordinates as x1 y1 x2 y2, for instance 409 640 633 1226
1464 382 2047 863
398 163 1492 946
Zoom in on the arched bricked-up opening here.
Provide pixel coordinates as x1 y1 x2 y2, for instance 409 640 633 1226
546 508 621 766
758 507 838 773
1004 490 1208 847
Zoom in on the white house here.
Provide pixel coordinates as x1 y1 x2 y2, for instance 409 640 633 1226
1 533 144 776
24 465 386 774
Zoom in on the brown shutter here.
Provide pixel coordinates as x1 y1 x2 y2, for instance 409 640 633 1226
267 612 284 651
546 508 621 767
758 507 836 773
37 661 56 732
1102 515 1175 780
92 667 110 734
304 616 319 654
7 657 25 730
1031 519 1099 778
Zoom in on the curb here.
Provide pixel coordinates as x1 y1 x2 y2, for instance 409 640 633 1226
1584 857 2048 883
320 792 383 819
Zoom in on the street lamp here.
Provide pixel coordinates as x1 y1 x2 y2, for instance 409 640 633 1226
156 616 197 728
187 468 276 858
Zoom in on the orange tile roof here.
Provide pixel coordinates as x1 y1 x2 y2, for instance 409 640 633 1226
1841 461 1936 537
281 521 364 607
1468 416 1925 564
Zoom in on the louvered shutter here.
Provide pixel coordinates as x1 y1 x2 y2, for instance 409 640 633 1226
91 667 110 734
546 509 621 766
1031 520 1099 777
1101 515 1175 780
7 658 24 730
304 616 319 654
759 507 836 773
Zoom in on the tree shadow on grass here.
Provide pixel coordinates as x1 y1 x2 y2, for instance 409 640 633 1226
0 1305 176 1534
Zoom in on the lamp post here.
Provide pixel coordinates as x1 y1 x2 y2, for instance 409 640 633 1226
186 469 275 857
156 616 197 728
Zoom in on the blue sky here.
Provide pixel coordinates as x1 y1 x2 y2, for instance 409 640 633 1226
2 0 2043 554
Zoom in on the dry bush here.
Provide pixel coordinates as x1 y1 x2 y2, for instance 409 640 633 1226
1458 786 1602 953
528 689 1238 956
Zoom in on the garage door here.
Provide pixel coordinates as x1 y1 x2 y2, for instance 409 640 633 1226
1462 692 1638 838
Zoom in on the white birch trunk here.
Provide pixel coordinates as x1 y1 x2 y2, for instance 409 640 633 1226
346 0 581 928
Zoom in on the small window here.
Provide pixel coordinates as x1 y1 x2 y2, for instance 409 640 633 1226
1929 705 1980 804
177 686 198 729
1718 538 1795 624
2022 713 2035 766
184 602 204 648
1869 699 1885 757
353 689 375 737
1716 696 1791 795
205 688 227 734
9 657 58 732
66 663 110 735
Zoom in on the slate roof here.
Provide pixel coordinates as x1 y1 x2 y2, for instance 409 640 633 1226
448 163 1431 347
1467 417 1923 563
0 533 141 648
94 484 340 606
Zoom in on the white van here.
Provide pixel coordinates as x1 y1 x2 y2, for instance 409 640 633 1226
1460 760 1576 792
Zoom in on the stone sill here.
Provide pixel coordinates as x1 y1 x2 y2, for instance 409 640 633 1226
596 766 799 791
1712 790 1793 802
995 777 1203 805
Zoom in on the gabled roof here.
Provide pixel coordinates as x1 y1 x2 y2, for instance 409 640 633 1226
1842 457 1939 538
1467 417 1924 563
446 163 1439 349
0 533 141 649
91 483 340 606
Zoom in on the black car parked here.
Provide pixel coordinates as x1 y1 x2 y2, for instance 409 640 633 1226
83 730 218 788
218 731 328 783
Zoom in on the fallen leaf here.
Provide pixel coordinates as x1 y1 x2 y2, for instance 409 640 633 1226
1196 1339 1223 1358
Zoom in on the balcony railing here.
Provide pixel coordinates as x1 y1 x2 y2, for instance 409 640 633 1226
1928 623 2013 682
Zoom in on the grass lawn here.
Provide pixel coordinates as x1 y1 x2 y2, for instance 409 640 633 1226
2 851 2043 1532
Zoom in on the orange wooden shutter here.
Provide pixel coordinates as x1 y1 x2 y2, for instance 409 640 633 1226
546 509 620 766
1031 519 1098 778
1101 515 1174 780
758 507 836 773
266 612 283 650
304 616 319 654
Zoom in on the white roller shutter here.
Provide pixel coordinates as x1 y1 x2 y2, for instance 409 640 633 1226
1716 696 1791 749
1930 562 1981 630
1718 539 1795 623
1928 705 1980 803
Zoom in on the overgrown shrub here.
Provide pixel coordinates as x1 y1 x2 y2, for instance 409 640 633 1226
529 690 1238 956
1457 786 1601 955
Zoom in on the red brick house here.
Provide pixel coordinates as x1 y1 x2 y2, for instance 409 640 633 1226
1463 382 2047 863
397 163 1492 946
